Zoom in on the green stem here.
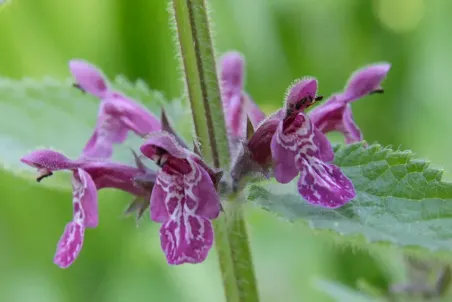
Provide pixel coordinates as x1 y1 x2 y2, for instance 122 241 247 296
170 0 259 301
225 198 260 302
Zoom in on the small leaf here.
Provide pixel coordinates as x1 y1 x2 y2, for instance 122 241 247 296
0 77 190 188
247 143 452 253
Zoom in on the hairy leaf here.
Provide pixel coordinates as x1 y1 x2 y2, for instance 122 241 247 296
247 143 452 253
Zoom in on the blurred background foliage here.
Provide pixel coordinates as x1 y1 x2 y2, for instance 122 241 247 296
0 0 451 301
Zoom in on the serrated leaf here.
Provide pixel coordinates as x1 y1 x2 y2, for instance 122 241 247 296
0 77 191 187
247 143 452 252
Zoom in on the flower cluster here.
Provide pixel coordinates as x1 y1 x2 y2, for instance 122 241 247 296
224 52 390 207
20 53 390 268
21 60 220 267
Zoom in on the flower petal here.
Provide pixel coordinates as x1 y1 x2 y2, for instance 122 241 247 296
220 51 244 97
244 93 266 129
83 96 162 159
69 60 108 98
160 215 213 265
343 63 391 102
309 63 390 144
270 121 299 184
220 52 266 137
271 111 354 207
79 160 152 196
149 152 219 265
313 127 334 162
20 149 78 171
342 104 363 144
82 115 127 159
53 168 99 268
248 112 281 166
103 96 161 136
285 78 318 115
53 169 89 269
149 171 174 223
73 168 98 228
220 53 247 139
297 156 355 208
53 221 85 268
309 101 363 144
271 109 334 181
226 94 247 138
184 158 221 219
309 97 344 133
141 131 188 159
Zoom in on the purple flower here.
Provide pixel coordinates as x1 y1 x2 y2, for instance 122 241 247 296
220 52 266 139
140 131 221 265
246 78 355 208
20 149 153 268
309 63 391 143
69 60 161 158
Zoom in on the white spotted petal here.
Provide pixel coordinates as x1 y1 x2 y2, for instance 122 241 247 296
271 112 355 208
142 131 221 264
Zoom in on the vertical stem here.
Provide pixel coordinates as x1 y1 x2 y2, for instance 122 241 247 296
226 199 260 302
170 0 259 301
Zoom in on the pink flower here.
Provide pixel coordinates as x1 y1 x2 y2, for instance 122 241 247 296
245 78 355 208
309 63 391 143
220 52 266 139
69 60 162 158
20 149 153 268
140 131 221 264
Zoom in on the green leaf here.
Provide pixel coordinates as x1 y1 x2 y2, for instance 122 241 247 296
0 76 191 188
247 143 452 253
315 280 382 302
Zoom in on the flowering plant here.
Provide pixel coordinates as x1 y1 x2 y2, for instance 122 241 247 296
2 1 451 301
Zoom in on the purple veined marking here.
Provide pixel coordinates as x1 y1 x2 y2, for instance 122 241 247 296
20 148 155 267
235 77 356 208
141 131 221 264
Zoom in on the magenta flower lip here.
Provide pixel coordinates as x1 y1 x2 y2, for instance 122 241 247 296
20 147 155 268
272 79 355 208
141 131 221 264
69 60 109 98
141 131 188 160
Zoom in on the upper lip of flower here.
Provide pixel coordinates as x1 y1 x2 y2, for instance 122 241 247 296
286 95 324 117
307 62 391 144
69 59 162 160
219 52 266 144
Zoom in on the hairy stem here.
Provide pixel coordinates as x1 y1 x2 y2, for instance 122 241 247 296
170 0 259 301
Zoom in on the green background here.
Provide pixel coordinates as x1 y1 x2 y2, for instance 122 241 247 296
0 0 448 301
